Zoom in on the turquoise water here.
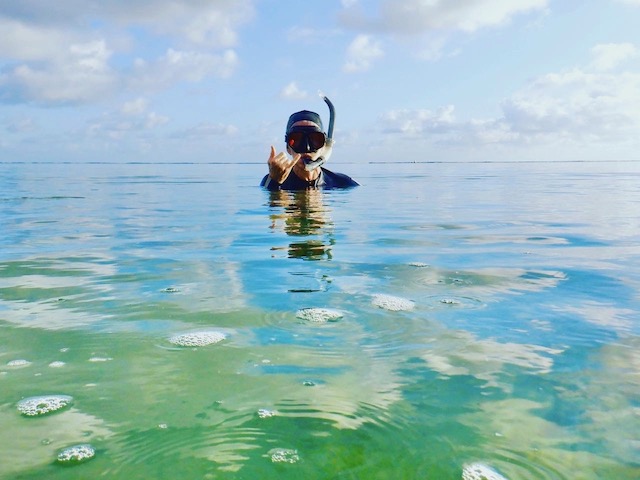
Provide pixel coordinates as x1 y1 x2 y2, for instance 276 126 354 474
1 161 639 479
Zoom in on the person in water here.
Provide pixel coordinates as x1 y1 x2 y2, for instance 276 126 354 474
260 109 358 190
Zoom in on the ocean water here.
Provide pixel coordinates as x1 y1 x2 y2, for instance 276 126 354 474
1 160 639 479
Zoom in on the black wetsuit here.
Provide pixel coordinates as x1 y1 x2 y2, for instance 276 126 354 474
261 168 358 190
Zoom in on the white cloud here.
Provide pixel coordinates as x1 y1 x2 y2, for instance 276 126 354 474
501 69 640 142
340 0 548 34
279 82 308 100
380 106 456 135
120 97 169 129
87 100 169 141
0 40 118 104
110 0 254 48
378 46 640 153
121 97 149 116
589 43 638 72
143 112 170 129
338 0 546 70
343 34 384 73
130 49 238 92
173 122 238 140
0 17 79 61
0 1 254 48
0 1 253 105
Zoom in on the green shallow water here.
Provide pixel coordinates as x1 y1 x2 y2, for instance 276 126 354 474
1 161 639 479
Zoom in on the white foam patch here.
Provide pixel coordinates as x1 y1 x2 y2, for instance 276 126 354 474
258 408 276 418
409 262 430 267
269 448 299 464
440 298 461 305
49 361 66 368
462 462 508 480
371 294 415 311
296 308 343 323
17 395 73 416
57 444 96 464
169 331 227 347
7 359 31 367
89 356 113 362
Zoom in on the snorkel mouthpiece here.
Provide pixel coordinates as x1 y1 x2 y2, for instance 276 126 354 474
303 93 335 171
303 156 326 171
303 158 323 170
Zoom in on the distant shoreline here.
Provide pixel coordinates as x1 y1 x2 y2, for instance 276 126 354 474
2 159 639 166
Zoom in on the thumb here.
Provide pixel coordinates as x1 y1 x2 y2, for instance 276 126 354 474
269 145 276 159
288 152 301 167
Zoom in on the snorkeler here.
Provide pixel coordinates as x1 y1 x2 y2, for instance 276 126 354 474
260 96 358 190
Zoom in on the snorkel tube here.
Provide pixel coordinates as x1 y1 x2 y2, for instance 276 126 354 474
304 93 335 171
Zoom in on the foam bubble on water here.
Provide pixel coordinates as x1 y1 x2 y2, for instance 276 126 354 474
296 307 343 323
371 294 415 311
88 356 113 362
57 444 96 464
7 359 31 367
440 298 461 305
258 408 276 418
169 331 227 347
49 361 66 368
409 262 430 268
269 448 299 464
17 395 73 416
462 462 508 480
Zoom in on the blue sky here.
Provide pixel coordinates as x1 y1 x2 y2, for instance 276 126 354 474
1 0 639 163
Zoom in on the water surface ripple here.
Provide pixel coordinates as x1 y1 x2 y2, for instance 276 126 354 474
1 162 639 479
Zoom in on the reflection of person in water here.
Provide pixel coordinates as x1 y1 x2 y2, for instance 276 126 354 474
268 189 334 261
260 97 358 190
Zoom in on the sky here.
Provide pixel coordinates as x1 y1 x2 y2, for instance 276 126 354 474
1 0 640 164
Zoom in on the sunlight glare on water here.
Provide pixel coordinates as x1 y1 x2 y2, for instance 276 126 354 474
1 161 639 479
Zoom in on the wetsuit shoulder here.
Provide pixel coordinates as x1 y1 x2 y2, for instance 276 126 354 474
260 169 358 190
260 174 272 187
320 168 359 189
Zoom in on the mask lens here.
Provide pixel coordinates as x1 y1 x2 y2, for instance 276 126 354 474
308 131 326 151
287 131 305 151
286 131 326 153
